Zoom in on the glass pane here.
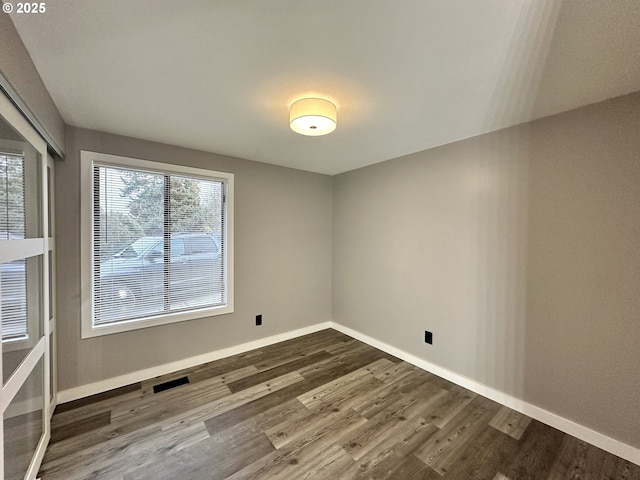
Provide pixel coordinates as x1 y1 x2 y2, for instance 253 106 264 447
0 114 42 239
93 166 164 324
2 255 44 384
93 166 226 326
47 165 52 237
3 357 44 480
49 330 55 402
170 176 224 310
0 154 24 239
0 115 24 240
25 150 43 239
48 250 53 320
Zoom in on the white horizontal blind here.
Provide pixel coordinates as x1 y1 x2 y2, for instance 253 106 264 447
0 154 25 240
1 154 28 341
1 260 27 341
92 164 226 327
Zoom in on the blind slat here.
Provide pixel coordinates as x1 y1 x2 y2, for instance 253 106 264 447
93 164 226 327
1 154 28 341
1 260 27 340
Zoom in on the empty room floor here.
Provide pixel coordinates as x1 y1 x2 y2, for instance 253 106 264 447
39 329 639 479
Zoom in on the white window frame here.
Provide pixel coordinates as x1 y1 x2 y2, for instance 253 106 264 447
80 151 234 339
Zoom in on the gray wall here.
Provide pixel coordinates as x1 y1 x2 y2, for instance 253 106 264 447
332 91 640 448
0 11 65 154
56 126 332 390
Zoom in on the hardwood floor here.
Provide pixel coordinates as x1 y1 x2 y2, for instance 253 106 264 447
39 329 639 479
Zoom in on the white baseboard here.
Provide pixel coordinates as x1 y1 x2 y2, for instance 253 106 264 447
57 322 331 404
330 322 640 466
56 320 639 465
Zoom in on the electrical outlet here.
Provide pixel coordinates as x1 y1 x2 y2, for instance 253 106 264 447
256 314 262 326
424 330 433 345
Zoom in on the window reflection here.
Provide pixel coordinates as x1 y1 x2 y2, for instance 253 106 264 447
2 255 43 384
0 154 25 239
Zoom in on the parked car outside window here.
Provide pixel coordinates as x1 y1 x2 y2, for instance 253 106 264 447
96 233 222 323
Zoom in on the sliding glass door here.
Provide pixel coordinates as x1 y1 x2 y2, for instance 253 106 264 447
0 93 53 480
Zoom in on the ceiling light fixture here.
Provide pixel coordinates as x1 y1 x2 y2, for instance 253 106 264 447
289 98 337 136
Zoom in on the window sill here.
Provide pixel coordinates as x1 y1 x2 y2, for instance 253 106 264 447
81 303 234 339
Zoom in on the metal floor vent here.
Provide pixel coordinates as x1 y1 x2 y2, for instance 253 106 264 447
153 376 189 394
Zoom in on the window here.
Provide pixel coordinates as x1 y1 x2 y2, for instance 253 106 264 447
81 151 234 338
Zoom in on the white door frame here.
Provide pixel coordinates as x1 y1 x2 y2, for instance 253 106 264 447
0 92 53 480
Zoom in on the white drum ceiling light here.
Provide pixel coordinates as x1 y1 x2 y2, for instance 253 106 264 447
289 98 337 136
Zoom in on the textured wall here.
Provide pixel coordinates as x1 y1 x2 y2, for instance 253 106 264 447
332 92 640 448
56 126 332 390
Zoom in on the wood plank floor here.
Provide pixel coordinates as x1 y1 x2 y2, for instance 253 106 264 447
39 329 640 479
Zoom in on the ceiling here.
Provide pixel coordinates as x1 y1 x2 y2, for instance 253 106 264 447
10 0 640 175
